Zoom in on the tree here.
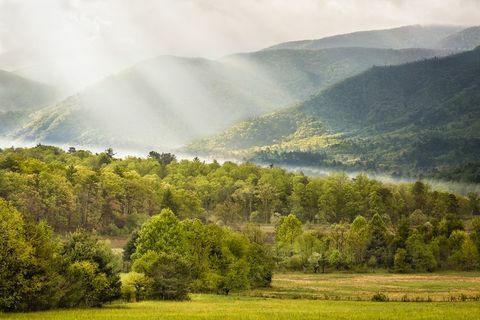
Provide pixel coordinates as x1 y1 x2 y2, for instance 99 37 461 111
121 272 151 302
406 231 436 272
347 215 370 264
133 252 191 300
448 231 479 270
246 243 274 288
0 200 64 312
367 213 388 267
393 248 410 273
60 230 121 307
218 259 250 295
133 208 187 259
276 214 303 246
123 229 139 262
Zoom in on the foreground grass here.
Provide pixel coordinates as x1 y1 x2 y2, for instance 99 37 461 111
251 272 480 301
1 295 480 320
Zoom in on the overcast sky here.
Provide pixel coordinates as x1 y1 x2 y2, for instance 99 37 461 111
0 0 478 91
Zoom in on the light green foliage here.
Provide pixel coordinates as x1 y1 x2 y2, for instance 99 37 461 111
0 200 65 311
133 209 187 258
121 272 151 302
448 230 480 270
2 294 480 320
406 231 437 272
276 214 303 245
131 212 273 298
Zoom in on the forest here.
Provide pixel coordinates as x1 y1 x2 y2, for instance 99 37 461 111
1 145 480 312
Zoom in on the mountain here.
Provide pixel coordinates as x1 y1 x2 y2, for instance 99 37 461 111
191 48 480 177
0 70 56 134
265 25 464 51
438 26 480 50
10 47 447 149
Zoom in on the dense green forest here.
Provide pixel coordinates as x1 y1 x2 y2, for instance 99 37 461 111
192 47 480 181
1 144 479 233
1 145 480 312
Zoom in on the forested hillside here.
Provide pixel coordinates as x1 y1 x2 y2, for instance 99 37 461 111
8 48 446 149
265 25 465 51
193 47 480 180
0 70 56 134
438 26 480 50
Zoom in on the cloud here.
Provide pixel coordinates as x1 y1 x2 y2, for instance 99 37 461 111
0 0 478 91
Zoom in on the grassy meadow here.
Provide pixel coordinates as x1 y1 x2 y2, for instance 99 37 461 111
1 295 480 320
251 272 480 301
2 272 480 320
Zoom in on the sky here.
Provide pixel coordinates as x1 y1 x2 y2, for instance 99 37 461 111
0 0 479 92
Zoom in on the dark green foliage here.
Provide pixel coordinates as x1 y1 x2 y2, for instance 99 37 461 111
135 253 191 301
0 200 121 312
123 229 139 262
371 292 389 302
60 230 121 307
196 48 480 181
131 211 273 298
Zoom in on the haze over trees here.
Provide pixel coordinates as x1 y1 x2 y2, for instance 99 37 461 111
193 46 480 182
0 145 479 312
2 25 480 152
1 21 480 315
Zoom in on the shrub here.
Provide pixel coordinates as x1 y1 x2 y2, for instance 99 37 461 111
121 272 151 302
60 230 122 307
371 293 389 302
134 252 191 300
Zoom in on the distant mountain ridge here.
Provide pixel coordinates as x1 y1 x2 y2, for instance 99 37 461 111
8 47 447 149
0 69 56 134
2 24 479 156
191 47 480 176
265 25 479 51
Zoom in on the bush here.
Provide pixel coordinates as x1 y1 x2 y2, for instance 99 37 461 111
371 293 389 302
134 252 191 300
121 272 151 302
60 230 122 307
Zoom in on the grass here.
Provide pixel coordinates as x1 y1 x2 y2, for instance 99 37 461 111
1 295 480 320
250 272 480 301
2 272 480 319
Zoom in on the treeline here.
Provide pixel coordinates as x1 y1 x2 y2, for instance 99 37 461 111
274 212 480 273
0 145 478 235
0 202 273 311
1 145 480 312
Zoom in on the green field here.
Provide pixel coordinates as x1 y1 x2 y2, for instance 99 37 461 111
251 272 480 301
1 295 480 320
2 273 480 319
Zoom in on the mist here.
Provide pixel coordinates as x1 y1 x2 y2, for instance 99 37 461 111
1 0 480 94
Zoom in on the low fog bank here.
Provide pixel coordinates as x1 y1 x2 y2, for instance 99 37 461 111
279 165 480 196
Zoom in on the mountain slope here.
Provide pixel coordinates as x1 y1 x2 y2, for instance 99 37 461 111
192 47 480 174
438 26 480 50
265 25 464 51
11 47 446 149
0 70 56 134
